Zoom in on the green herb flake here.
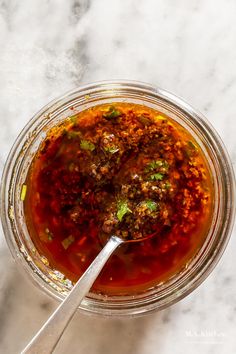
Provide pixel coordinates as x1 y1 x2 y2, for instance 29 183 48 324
145 160 163 171
69 114 78 125
117 201 132 222
165 181 171 189
61 235 75 250
145 200 157 211
20 184 27 201
45 228 53 241
67 131 81 140
61 278 71 287
188 141 197 150
103 106 122 120
188 141 197 151
186 141 198 158
150 173 164 181
162 160 169 169
104 146 120 154
80 139 95 151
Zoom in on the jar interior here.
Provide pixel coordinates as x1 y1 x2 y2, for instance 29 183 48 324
2 82 234 316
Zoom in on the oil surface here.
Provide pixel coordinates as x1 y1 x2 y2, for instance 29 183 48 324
24 103 213 295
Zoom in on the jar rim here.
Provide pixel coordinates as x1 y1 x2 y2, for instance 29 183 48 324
1 80 235 317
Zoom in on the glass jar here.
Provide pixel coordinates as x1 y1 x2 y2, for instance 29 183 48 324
1 81 235 316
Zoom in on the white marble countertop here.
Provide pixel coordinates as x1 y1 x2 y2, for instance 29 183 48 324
0 1 236 353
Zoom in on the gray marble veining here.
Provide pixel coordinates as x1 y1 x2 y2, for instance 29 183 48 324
0 1 236 353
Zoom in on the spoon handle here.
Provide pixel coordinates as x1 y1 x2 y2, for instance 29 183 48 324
21 236 123 354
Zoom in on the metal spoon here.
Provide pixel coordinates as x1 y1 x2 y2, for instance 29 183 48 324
21 233 153 354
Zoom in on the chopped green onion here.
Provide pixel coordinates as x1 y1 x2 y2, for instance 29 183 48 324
145 160 164 172
80 139 95 151
104 146 119 154
117 201 132 222
188 141 197 150
145 200 157 211
69 114 78 125
165 181 171 189
20 184 27 201
103 106 122 120
186 141 198 158
67 131 81 139
45 228 53 241
150 173 164 181
61 235 75 250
